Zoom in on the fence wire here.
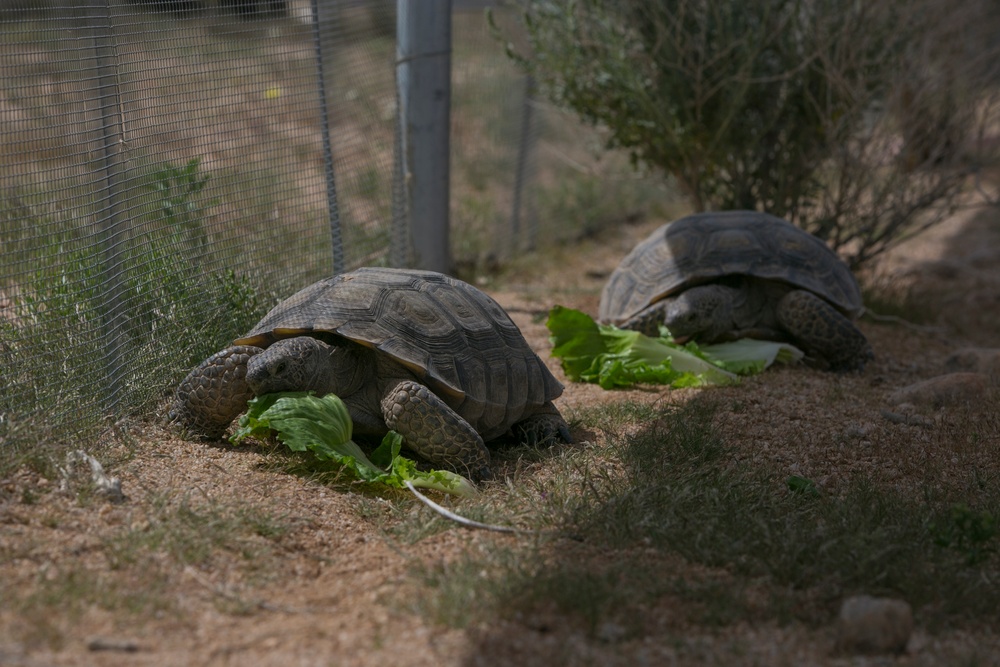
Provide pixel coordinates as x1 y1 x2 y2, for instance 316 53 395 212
0 0 665 458
0 0 398 452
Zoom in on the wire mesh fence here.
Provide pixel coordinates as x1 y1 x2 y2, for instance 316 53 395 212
0 0 669 460
0 0 399 453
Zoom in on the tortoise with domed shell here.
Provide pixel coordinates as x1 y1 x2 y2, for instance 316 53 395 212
170 267 570 480
598 211 873 371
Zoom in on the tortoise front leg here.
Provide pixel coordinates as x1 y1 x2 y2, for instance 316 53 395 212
169 345 262 439
776 290 873 372
380 380 493 481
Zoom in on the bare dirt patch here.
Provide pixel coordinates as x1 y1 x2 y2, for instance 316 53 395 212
2 204 1000 666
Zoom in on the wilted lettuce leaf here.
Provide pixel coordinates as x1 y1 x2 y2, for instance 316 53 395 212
546 306 802 389
230 392 476 496
699 337 804 374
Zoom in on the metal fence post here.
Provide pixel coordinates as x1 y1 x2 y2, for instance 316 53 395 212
511 74 538 254
85 1 130 412
310 0 344 274
396 0 453 274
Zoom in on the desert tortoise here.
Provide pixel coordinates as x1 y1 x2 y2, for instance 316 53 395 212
599 211 873 371
170 267 570 480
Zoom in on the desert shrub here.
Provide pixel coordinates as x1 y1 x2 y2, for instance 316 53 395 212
498 0 1000 267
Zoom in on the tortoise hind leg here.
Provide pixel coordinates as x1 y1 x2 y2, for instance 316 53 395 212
776 290 873 372
512 402 572 446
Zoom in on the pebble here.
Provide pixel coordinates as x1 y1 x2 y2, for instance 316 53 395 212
596 621 627 643
880 409 933 428
87 637 140 653
886 372 988 409
836 595 913 655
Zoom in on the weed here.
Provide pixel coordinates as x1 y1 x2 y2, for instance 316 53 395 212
570 400 661 433
353 495 403 525
106 495 288 572
239 504 293 541
0 548 173 649
535 172 657 243
146 157 217 255
3 495 291 650
26 566 172 618
932 503 998 566
860 277 936 326
786 475 821 498
503 1 997 267
354 167 382 200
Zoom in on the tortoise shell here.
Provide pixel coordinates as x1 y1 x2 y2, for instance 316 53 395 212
599 211 864 323
234 267 563 439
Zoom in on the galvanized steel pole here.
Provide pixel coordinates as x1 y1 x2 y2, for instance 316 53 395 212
86 1 129 412
396 0 453 274
310 0 344 274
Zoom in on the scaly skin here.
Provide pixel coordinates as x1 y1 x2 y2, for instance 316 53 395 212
511 404 573 446
172 337 503 480
380 380 493 480
776 290 873 372
168 345 262 439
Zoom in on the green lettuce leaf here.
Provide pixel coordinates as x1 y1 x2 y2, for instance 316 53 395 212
700 337 804 374
547 306 802 389
230 392 477 496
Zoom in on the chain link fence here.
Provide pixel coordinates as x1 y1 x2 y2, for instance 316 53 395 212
0 0 668 460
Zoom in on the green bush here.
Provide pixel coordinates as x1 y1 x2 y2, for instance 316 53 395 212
498 0 999 267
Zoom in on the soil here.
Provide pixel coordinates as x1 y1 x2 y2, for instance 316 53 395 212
2 204 999 666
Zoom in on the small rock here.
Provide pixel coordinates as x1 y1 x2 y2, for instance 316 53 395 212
842 422 870 439
87 636 140 652
945 347 1000 377
836 595 913 655
887 372 988 409
595 621 627 643
880 409 933 428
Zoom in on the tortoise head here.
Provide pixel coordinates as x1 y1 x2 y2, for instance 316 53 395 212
246 336 363 397
662 285 735 343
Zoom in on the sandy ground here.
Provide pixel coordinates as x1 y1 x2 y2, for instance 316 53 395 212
1 204 999 666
